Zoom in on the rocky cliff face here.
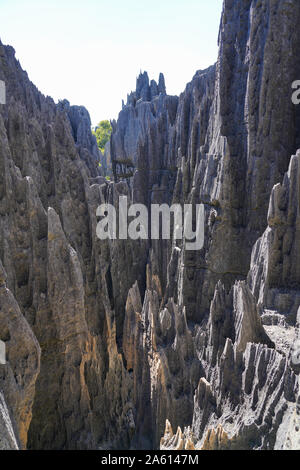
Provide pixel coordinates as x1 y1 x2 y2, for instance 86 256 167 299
0 0 300 450
0 40 136 449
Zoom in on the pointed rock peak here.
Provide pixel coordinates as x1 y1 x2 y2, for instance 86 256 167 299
134 71 167 102
198 377 212 394
158 72 166 94
47 207 65 242
137 70 149 84
201 425 231 451
233 281 274 352
221 337 234 362
164 419 173 437
136 71 150 100
150 79 158 99
207 280 234 367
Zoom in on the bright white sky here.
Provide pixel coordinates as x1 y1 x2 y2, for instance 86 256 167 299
1 0 223 125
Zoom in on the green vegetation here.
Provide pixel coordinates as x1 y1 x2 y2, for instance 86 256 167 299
93 120 112 153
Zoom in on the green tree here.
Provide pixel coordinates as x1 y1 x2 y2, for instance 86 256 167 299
93 120 112 153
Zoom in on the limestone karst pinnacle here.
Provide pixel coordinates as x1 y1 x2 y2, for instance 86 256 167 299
0 0 300 451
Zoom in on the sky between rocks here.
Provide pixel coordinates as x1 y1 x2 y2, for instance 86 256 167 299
1 0 223 125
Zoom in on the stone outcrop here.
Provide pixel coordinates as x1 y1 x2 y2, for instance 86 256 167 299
57 99 102 176
0 39 135 449
160 419 195 450
1 0 300 451
249 151 300 322
0 261 40 449
0 391 19 449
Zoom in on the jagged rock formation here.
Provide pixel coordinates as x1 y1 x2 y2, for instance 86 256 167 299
0 40 137 449
0 391 19 449
1 0 300 451
57 99 102 175
160 419 195 450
